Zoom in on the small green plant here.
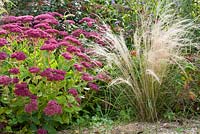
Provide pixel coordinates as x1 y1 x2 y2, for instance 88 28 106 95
164 111 176 121
175 127 184 133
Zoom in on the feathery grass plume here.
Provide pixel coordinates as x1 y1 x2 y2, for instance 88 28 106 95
90 2 199 122
0 0 11 15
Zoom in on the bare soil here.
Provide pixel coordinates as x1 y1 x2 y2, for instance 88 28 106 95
58 120 200 134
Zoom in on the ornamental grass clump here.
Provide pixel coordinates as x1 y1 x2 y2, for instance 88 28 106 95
0 12 105 133
91 3 199 122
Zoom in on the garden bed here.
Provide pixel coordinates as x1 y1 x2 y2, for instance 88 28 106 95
1 1 200 133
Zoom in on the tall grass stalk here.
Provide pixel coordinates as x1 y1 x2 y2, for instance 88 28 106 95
91 2 199 122
0 0 10 15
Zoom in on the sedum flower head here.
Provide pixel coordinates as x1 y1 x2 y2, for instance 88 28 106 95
34 13 55 20
43 100 62 116
88 82 99 91
12 77 19 84
40 68 66 81
74 63 84 72
37 128 48 134
40 38 59 51
0 38 8 47
14 82 31 97
0 30 7 35
24 99 38 113
0 52 8 60
0 75 12 86
34 23 52 29
11 51 26 61
61 52 72 60
81 61 92 69
29 67 40 74
9 68 20 74
66 45 81 53
81 73 93 81
17 15 34 23
64 36 82 46
68 88 78 97
25 28 50 38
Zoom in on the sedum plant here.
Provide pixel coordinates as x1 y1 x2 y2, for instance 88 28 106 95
0 12 105 133
91 2 199 122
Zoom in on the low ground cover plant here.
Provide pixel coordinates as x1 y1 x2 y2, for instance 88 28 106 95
0 12 108 133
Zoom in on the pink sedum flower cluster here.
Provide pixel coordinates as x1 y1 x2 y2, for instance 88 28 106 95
68 88 78 97
74 63 84 72
14 82 32 97
79 17 97 27
29 67 40 73
0 52 8 60
40 68 66 81
24 99 38 113
25 28 51 38
0 75 12 86
37 128 48 134
9 68 20 74
11 51 27 61
82 73 94 81
40 38 59 51
0 38 8 47
43 100 62 116
62 52 72 60
0 75 20 86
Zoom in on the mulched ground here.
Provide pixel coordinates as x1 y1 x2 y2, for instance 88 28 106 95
58 119 200 134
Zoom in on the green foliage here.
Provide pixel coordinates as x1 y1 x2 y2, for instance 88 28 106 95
8 0 87 17
173 0 200 19
164 111 176 121
67 114 113 133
